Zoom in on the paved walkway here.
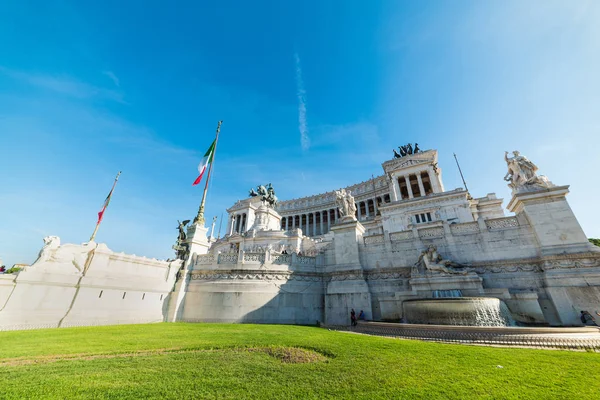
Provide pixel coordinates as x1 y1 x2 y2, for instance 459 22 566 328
325 321 600 351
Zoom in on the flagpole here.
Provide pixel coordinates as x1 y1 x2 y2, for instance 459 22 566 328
217 212 223 239
194 121 222 225
453 153 469 193
90 171 121 242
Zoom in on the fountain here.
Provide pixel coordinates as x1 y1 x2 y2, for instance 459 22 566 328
403 291 515 327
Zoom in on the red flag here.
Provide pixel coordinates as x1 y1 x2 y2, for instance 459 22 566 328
193 139 216 186
97 187 115 224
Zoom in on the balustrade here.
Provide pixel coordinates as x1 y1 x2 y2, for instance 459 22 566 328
364 234 385 245
389 230 413 241
450 222 480 235
486 217 519 230
218 253 239 264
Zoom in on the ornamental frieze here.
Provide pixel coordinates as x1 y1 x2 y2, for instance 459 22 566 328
541 258 600 271
189 271 322 282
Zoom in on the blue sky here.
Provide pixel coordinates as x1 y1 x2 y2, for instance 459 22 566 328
1 1 599 266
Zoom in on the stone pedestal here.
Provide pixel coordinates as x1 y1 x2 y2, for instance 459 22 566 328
168 223 210 323
325 218 372 324
185 223 210 256
330 218 364 269
325 275 372 325
507 185 594 256
251 204 282 231
409 273 484 297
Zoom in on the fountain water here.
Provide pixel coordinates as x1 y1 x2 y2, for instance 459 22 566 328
432 289 462 298
403 291 515 326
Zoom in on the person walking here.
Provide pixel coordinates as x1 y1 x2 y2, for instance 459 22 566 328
350 309 357 327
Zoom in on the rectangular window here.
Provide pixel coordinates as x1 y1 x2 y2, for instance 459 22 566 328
415 212 434 224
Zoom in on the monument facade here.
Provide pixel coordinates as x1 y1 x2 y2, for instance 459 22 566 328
168 148 600 327
1 147 599 330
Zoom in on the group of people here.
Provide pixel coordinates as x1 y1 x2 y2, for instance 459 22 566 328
580 310 599 326
350 309 365 326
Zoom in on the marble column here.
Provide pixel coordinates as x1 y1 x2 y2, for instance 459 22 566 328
365 201 370 218
229 216 235 235
357 203 362 220
327 210 332 231
304 214 308 235
428 166 444 193
292 215 296 229
417 173 426 197
404 175 414 199
373 197 378 215
391 175 401 201
320 211 325 235
312 213 317 236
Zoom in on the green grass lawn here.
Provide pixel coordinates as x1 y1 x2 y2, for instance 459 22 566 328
0 323 598 399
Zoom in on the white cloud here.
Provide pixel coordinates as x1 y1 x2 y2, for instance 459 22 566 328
102 70 120 87
294 53 310 151
0 66 126 103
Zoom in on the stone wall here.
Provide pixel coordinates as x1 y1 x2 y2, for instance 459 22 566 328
355 213 600 325
0 241 180 331
169 251 324 325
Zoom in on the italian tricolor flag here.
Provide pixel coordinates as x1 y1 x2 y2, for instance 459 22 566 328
193 139 216 186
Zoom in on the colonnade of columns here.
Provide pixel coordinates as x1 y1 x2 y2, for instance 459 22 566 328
228 213 247 235
280 194 391 236
396 171 435 200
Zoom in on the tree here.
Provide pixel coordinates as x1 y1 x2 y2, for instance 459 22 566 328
589 238 600 247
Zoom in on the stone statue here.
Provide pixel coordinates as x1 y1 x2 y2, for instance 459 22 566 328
414 143 420 153
36 236 61 264
399 146 407 157
251 184 278 207
173 220 190 260
177 220 190 242
334 188 357 221
31 236 94 273
250 183 279 207
504 150 553 191
406 143 413 155
414 245 469 275
266 184 278 207
393 149 402 159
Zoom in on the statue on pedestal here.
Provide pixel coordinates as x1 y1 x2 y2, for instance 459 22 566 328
334 188 357 221
413 245 469 275
504 151 553 191
249 183 278 207
173 220 190 260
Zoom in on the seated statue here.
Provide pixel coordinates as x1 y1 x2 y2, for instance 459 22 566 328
414 245 469 275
